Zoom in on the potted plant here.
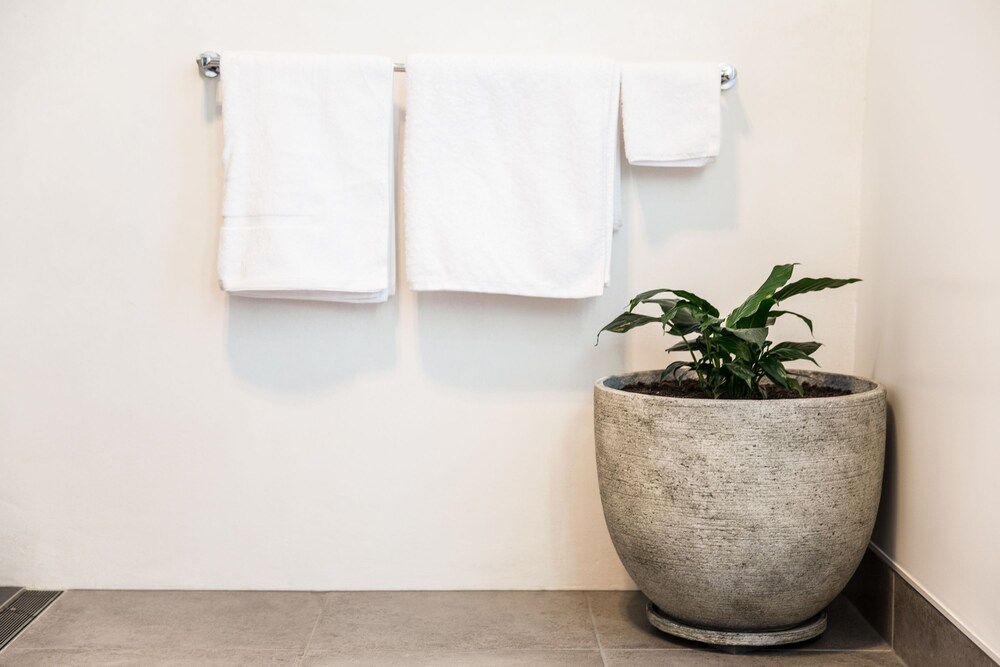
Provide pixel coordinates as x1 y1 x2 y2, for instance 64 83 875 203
594 264 885 648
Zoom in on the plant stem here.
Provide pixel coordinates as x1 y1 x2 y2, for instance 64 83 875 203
701 330 722 397
679 331 707 392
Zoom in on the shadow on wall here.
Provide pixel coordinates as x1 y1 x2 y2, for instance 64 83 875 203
631 85 747 244
203 77 220 122
414 291 626 393
872 402 898 556
225 297 398 394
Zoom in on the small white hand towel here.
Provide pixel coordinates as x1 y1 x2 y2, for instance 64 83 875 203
218 52 395 302
621 62 720 167
403 55 621 298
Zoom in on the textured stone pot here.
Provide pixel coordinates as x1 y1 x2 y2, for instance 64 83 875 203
594 370 886 639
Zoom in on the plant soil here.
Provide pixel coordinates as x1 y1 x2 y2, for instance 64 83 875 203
623 378 852 400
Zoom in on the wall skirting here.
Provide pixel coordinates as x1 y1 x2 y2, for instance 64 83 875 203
844 544 998 666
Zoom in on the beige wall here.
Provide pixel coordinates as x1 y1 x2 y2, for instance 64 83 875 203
0 0 869 590
857 0 1000 659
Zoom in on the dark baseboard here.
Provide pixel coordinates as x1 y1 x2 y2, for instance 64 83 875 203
844 547 997 667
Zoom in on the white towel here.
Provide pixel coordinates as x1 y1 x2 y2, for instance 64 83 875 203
621 62 720 167
403 55 621 299
218 52 395 302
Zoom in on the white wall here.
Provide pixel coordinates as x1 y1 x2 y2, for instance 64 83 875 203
857 0 1000 659
0 0 870 590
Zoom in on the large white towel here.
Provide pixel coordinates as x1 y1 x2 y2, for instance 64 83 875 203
403 55 621 299
621 62 720 167
218 52 395 302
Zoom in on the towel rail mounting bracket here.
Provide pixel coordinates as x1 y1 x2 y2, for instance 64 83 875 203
197 52 221 78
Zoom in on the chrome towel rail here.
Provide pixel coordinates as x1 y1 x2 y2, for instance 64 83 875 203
196 52 737 89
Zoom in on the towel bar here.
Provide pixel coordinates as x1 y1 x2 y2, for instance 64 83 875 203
195 52 737 89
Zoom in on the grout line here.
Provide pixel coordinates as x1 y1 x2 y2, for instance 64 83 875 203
298 592 330 667
584 592 609 667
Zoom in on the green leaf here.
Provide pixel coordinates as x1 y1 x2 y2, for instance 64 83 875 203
629 289 718 317
645 298 678 310
661 302 701 325
667 338 704 353
732 298 775 329
661 302 706 337
714 332 752 360
667 291 719 317
727 327 768 347
725 264 796 328
768 342 821 366
628 288 675 311
758 355 790 388
665 322 702 337
661 360 693 380
773 277 860 302
770 310 814 334
698 314 722 331
724 362 755 387
597 313 659 342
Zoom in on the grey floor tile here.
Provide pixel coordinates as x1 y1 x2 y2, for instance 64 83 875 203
604 649 905 666
586 591 696 649
308 591 597 651
301 649 603 666
7 590 324 652
0 648 301 666
893 577 997 667
786 596 890 652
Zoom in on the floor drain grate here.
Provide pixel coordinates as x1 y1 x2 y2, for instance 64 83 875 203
0 590 61 652
6 591 62 618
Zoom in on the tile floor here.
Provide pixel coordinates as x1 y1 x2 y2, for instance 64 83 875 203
0 591 903 666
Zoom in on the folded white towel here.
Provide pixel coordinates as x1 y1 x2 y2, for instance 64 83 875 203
403 55 621 298
218 52 395 302
621 62 720 167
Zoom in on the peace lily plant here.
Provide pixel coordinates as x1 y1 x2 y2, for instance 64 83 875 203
598 263 859 399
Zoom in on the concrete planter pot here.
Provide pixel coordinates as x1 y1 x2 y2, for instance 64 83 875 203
594 370 886 647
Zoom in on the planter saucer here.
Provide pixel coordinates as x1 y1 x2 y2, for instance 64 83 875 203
646 602 827 648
